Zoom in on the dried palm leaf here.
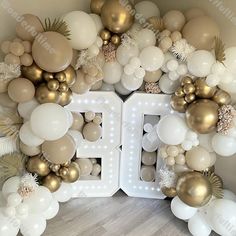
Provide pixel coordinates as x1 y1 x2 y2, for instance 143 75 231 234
146 17 165 33
214 37 226 63
0 137 18 156
43 18 71 39
0 152 26 186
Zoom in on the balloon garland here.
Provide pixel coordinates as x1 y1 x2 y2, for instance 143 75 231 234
0 0 236 235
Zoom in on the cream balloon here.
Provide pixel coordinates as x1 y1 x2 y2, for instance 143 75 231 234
135 1 160 20
163 10 186 32
103 61 123 84
76 158 93 176
224 47 236 76
219 78 236 94
121 73 143 91
114 81 132 95
63 11 97 50
2 176 20 198
19 141 41 156
159 74 180 94
90 14 103 34
53 182 73 203
42 199 59 220
116 44 139 66
136 29 156 50
100 82 115 91
17 98 39 120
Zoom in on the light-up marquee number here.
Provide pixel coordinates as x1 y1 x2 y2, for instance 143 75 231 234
66 92 122 197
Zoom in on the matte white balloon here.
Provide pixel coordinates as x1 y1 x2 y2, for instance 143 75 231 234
2 176 20 198
90 14 103 34
17 98 39 120
63 11 97 50
53 183 73 203
135 1 160 20
198 132 215 152
121 73 143 91
142 133 159 152
116 44 139 66
159 74 180 94
103 61 123 84
114 81 132 95
136 29 156 50
219 78 236 94
223 189 236 202
7 193 22 207
42 199 59 220
224 47 236 75
100 82 115 91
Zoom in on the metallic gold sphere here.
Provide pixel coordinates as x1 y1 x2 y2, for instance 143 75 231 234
175 87 185 97
50 164 61 172
43 72 54 82
26 156 50 177
61 163 80 183
171 95 188 113
185 93 196 103
42 173 62 192
62 161 71 167
100 29 111 41
59 82 69 92
90 0 106 14
58 89 73 106
186 99 219 134
47 79 60 91
36 84 60 104
176 172 212 207
21 63 44 85
103 40 109 45
181 76 193 86
111 35 121 46
55 72 66 82
183 84 195 95
101 0 134 34
62 66 76 87
59 167 69 177
162 187 177 198
212 89 231 106
195 78 217 98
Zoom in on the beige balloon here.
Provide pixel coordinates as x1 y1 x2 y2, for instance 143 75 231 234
71 112 85 131
184 8 205 21
16 14 44 42
0 79 10 93
83 122 102 142
163 10 186 32
182 16 219 50
42 135 76 164
71 70 91 94
141 151 157 165
4 54 20 65
186 146 211 171
0 93 17 108
91 163 101 176
75 158 93 176
32 32 73 73
20 141 41 156
8 78 35 103
144 69 162 83
140 166 155 182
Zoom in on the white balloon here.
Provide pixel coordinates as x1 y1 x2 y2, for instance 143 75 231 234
212 133 236 156
65 110 73 128
139 46 164 72
187 50 215 77
3 207 16 218
121 73 143 91
2 176 20 198
224 47 236 75
100 82 115 91
157 115 188 145
198 132 215 152
161 52 176 73
16 203 29 218
68 130 83 148
89 14 103 34
0 191 6 207
30 103 69 141
223 189 236 202
207 199 236 236
42 199 59 220
219 78 236 94
188 213 211 236
19 121 44 147
135 67 146 79
136 29 156 50
17 98 39 120
171 196 198 220
116 44 139 66
53 183 73 203
24 186 52 214
135 1 160 20
159 74 180 94
7 193 22 207
114 81 132 95
142 133 159 152
103 61 123 84
20 214 46 236
63 11 97 50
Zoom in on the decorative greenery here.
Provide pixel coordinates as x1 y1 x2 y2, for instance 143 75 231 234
214 37 226 63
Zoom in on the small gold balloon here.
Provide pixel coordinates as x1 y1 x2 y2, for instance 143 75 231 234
183 83 195 94
21 63 43 84
103 40 109 45
181 76 193 86
186 99 219 134
26 156 50 176
55 72 66 82
195 78 217 98
61 163 80 183
36 84 60 104
47 79 60 91
212 89 231 106
101 0 134 34
185 93 196 103
58 89 73 106
62 66 76 87
59 167 69 177
50 164 61 172
175 87 185 97
42 173 62 192
43 72 54 82
100 29 111 40
59 82 69 92
62 161 71 168
162 187 177 198
171 95 188 113
111 35 121 46
176 172 212 207
90 0 106 14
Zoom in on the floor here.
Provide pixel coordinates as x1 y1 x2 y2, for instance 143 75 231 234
44 191 192 236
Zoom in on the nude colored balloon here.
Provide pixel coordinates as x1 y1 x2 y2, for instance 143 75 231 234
163 10 186 32
83 122 102 142
75 158 93 176
71 112 85 131
16 14 44 41
32 32 73 73
0 93 17 108
182 16 219 50
42 135 76 164
8 78 35 103
20 141 41 156
184 8 205 21
71 70 90 94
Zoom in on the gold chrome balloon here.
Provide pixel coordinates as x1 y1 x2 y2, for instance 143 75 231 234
176 172 212 207
59 82 69 92
171 95 188 113
194 78 217 98
26 156 50 177
181 76 193 86
60 162 80 183
55 72 66 82
58 90 73 106
100 29 111 41
21 63 43 84
36 84 60 104
212 89 231 106
42 173 62 192
162 187 177 198
101 0 134 34
175 87 185 97
185 93 196 103
47 79 60 91
183 83 196 95
90 0 106 15
186 99 219 134
43 72 54 82
111 35 121 46
62 66 76 87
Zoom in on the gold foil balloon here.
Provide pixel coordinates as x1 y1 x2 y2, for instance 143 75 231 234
58 90 73 106
32 32 73 73
212 89 231 106
26 156 50 176
90 0 106 14
21 63 44 85
186 99 219 134
176 172 212 207
47 80 60 91
60 162 80 183
43 72 54 82
171 95 188 113
182 16 219 50
16 14 44 41
36 84 60 104
162 187 177 198
42 173 62 192
194 78 217 98
62 66 76 87
101 0 134 34
111 35 121 46
55 72 66 83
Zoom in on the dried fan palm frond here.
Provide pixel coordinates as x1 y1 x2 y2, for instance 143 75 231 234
214 37 226 63
0 152 26 186
146 17 165 33
43 18 71 39
0 137 18 156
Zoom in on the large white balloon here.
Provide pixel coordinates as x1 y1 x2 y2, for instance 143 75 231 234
17 98 39 120
171 196 198 220
198 132 215 152
187 50 215 77
159 74 180 94
42 199 59 220
116 44 139 66
2 176 20 198
212 133 236 156
100 82 115 91
207 199 236 236
30 103 70 141
219 78 236 94
103 61 123 84
20 214 46 236
121 73 143 91
24 186 53 214
63 11 97 50
89 14 103 34
135 1 160 20
53 183 73 203
223 189 236 202
114 81 132 95
224 47 236 75
157 115 188 145
19 121 44 147
136 29 156 50
139 46 164 72
0 191 6 207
